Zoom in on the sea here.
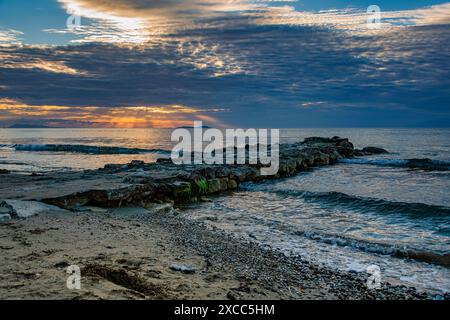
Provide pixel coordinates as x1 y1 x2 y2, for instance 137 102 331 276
0 128 449 294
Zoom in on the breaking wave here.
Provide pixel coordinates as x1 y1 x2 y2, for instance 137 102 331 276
292 230 450 268
267 189 450 219
0 144 170 155
340 158 450 171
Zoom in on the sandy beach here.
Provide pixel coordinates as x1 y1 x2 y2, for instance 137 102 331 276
0 203 435 300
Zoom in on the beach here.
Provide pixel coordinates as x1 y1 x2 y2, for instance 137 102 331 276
0 205 433 300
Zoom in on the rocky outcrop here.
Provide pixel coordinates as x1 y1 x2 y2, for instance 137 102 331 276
406 158 449 171
0 137 382 211
362 147 388 154
0 199 70 219
354 146 388 156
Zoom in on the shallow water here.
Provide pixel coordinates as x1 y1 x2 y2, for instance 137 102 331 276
0 128 172 172
1 128 449 293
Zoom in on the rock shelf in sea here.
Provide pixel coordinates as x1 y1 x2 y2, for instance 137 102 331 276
0 137 383 213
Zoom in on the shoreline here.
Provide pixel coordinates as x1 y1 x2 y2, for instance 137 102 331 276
0 206 437 300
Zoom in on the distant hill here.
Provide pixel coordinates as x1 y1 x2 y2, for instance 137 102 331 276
176 125 212 129
8 123 51 129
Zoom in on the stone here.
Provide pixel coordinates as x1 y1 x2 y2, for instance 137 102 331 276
0 169 10 174
313 152 329 166
169 264 196 274
171 181 192 200
128 160 145 168
207 179 221 194
219 178 229 191
144 202 174 214
362 146 388 154
0 213 11 222
0 200 70 219
227 179 238 189
304 155 315 166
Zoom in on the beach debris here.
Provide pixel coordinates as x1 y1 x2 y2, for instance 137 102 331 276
0 212 11 222
169 264 196 274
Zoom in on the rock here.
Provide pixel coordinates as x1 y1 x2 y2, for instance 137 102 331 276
128 160 145 168
0 169 10 174
207 179 221 194
353 149 366 156
0 213 11 222
144 202 174 214
0 137 377 209
406 158 448 171
156 158 172 164
169 264 196 274
227 179 238 189
362 147 388 154
0 200 70 219
303 136 349 144
219 178 229 191
313 152 329 166
171 181 192 201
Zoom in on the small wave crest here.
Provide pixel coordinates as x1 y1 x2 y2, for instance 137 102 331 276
267 189 450 218
292 230 450 267
1 144 170 155
340 158 450 171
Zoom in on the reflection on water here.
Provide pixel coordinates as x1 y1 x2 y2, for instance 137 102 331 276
0 128 172 172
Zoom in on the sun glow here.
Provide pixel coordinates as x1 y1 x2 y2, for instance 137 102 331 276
0 99 227 128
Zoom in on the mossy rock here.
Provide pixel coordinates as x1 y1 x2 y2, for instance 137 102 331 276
195 178 208 195
172 182 192 201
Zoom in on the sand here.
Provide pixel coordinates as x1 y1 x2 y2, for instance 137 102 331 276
0 204 433 300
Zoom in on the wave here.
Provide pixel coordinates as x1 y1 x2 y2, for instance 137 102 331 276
268 189 450 219
340 158 450 171
0 144 170 155
292 230 450 268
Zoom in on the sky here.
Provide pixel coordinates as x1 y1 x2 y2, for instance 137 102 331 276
0 0 449 128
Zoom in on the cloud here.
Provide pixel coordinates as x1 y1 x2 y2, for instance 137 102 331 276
0 1 449 127
1 20 449 127
48 0 450 45
256 3 450 31
0 45 87 75
0 98 229 128
0 28 23 44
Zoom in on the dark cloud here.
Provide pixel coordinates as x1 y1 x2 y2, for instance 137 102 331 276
1 21 449 127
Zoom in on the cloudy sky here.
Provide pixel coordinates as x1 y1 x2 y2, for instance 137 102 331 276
0 0 449 128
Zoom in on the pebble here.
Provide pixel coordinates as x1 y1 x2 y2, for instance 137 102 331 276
169 264 196 274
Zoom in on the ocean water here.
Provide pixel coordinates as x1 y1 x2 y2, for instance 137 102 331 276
1 128 449 293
